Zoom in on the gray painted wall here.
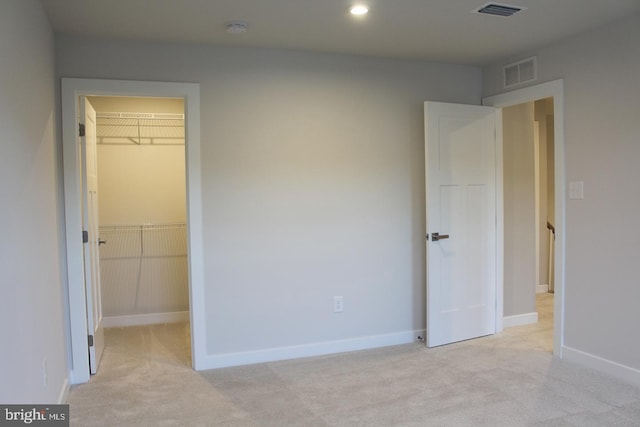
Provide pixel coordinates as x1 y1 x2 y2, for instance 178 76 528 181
0 0 68 403
485 12 640 370
502 102 536 317
55 36 483 357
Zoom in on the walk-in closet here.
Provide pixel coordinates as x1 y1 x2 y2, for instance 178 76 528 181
89 96 190 333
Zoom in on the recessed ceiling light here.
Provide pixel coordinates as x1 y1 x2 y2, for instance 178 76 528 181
350 5 369 15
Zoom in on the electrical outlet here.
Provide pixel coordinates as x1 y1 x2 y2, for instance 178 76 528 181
333 296 344 313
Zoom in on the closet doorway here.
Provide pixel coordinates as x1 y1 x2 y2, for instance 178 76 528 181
89 96 191 363
62 78 204 385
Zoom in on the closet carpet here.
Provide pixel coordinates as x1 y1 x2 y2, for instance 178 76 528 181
67 294 640 426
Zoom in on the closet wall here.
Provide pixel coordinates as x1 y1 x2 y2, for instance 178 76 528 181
90 96 189 323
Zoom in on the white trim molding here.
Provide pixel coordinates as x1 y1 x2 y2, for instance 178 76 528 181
102 311 190 328
536 284 549 294
503 312 538 328
563 346 640 388
57 378 70 404
198 330 425 370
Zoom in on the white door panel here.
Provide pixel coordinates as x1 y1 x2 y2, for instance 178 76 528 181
425 102 497 347
81 96 104 374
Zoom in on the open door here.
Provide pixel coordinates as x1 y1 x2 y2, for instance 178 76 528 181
80 96 105 374
425 102 497 347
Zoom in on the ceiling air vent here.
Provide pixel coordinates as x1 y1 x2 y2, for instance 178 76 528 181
503 56 537 88
475 3 524 17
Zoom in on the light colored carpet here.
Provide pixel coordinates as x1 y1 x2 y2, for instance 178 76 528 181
68 294 640 426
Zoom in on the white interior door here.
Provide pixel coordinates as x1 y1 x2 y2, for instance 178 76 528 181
81 96 105 374
425 102 497 347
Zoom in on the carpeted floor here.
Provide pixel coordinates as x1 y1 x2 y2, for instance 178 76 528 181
67 294 640 426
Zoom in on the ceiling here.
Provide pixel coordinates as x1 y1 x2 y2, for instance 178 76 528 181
41 0 640 66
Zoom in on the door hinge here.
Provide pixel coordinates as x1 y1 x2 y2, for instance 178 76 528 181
82 230 88 243
79 123 86 137
88 334 94 347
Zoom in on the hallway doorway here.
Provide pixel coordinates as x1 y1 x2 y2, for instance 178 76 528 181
484 79 566 357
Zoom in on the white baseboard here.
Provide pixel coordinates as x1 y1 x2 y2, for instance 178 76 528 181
194 329 425 371
102 311 189 328
563 345 640 388
57 378 70 404
536 284 549 293
503 312 538 328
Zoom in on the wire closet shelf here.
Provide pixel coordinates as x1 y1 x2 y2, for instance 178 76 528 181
96 111 185 146
98 223 189 315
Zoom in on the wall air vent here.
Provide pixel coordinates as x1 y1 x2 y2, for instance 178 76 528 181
503 56 537 88
475 3 524 17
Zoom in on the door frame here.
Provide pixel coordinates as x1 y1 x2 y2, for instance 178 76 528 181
62 78 205 383
483 79 565 357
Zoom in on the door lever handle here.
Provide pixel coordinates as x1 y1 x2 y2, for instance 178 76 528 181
431 232 449 242
98 239 107 246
